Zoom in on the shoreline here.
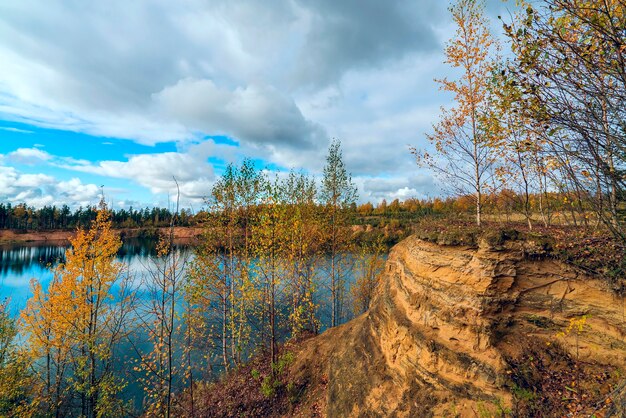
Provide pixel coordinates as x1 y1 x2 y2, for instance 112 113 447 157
0 227 203 246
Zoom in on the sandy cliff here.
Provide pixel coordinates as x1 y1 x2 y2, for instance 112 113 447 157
290 235 626 417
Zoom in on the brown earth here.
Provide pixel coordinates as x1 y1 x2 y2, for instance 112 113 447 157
188 234 626 417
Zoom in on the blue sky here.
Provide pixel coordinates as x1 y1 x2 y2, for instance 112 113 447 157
0 0 514 209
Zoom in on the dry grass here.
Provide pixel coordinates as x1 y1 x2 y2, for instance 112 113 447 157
172 334 321 418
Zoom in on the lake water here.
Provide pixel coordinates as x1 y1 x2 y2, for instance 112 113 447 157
0 238 192 312
0 239 370 323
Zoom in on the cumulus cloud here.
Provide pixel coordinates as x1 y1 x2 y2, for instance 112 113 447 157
356 174 437 203
13 173 55 187
0 141 235 207
0 166 100 208
57 140 226 202
7 147 52 165
56 178 101 204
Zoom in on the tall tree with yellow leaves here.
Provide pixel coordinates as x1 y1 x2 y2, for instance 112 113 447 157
21 203 133 418
22 277 73 417
212 163 253 367
321 140 358 328
185 161 263 375
282 171 321 336
0 300 37 417
491 60 549 229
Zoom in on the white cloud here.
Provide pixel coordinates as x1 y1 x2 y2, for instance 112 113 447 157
0 165 100 208
7 147 52 165
153 79 326 149
57 140 227 203
355 174 437 204
13 173 55 187
56 178 100 204
0 126 33 133
0 141 235 207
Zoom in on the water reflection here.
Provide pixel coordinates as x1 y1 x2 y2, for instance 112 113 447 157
0 239 192 308
1 238 372 326
0 244 66 276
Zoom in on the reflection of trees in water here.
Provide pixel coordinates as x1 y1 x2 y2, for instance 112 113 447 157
117 238 155 260
0 245 66 276
117 238 191 260
0 240 192 277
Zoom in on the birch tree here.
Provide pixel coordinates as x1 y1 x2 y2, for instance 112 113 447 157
252 176 288 367
412 0 502 226
505 0 626 238
0 301 36 417
320 140 358 327
134 181 189 418
282 171 321 336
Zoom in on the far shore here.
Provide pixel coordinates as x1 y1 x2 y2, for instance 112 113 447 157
0 227 203 246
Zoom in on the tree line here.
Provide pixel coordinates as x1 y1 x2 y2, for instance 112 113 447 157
0 189 610 236
0 204 196 231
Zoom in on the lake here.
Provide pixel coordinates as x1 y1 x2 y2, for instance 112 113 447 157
0 239 371 325
0 238 193 312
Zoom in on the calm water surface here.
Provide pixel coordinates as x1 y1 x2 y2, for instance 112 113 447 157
0 239 192 311
1 239 372 329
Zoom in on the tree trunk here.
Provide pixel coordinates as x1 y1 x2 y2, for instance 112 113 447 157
222 291 228 372
476 189 482 227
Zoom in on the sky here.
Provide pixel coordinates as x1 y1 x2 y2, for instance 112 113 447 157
0 0 516 210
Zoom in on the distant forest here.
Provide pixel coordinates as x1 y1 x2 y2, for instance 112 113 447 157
0 188 617 232
0 203 196 230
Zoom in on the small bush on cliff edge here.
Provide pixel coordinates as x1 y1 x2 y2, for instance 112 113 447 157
258 352 295 398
